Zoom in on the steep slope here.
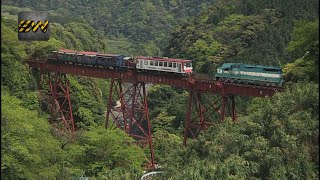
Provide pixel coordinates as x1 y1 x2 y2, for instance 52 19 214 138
3 0 218 55
164 0 319 73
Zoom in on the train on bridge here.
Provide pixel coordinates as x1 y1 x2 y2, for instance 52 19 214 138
47 49 284 87
49 49 193 74
215 63 284 87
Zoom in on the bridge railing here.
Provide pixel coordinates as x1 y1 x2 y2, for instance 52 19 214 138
141 171 165 180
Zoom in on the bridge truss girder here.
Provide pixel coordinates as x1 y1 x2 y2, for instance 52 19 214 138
183 90 236 146
38 71 75 141
105 78 155 169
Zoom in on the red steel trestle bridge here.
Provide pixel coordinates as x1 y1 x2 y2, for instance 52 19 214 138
26 59 282 169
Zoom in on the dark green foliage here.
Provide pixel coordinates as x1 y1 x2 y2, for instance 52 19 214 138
64 127 145 177
152 130 184 165
3 0 218 55
284 20 319 82
163 82 319 179
1 9 147 179
148 85 188 133
164 0 319 73
1 91 63 179
1 0 319 179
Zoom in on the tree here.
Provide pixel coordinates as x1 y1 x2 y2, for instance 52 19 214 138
64 127 145 177
164 82 319 179
1 90 63 179
283 20 319 82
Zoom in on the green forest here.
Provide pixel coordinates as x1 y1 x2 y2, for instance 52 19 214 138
1 0 319 179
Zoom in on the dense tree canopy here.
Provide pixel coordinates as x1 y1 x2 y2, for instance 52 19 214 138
283 20 319 82
1 0 319 179
158 82 319 179
164 0 319 74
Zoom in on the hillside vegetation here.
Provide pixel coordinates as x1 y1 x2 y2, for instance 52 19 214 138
1 0 319 179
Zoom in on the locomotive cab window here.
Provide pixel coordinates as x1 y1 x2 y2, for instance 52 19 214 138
232 65 240 69
264 68 279 72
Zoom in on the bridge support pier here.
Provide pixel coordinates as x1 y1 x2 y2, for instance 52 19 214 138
37 71 75 141
183 90 237 146
106 78 155 169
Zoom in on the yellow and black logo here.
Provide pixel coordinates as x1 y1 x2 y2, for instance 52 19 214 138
18 20 49 33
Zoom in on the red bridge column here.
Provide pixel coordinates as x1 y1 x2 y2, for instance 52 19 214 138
105 78 155 169
38 71 75 140
183 90 237 146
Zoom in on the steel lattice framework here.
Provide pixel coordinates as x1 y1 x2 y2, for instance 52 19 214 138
105 79 155 169
27 60 282 169
37 71 76 142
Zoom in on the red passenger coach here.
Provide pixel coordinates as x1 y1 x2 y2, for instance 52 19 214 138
135 56 193 74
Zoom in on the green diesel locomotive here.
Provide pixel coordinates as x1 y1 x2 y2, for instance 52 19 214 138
215 63 284 87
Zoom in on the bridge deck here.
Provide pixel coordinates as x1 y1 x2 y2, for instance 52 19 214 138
26 60 282 97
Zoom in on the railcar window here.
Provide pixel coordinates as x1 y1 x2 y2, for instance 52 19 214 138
173 63 176 68
164 62 167 67
155 61 158 66
169 62 172 67
150 61 154 65
159 62 163 66
144 60 148 65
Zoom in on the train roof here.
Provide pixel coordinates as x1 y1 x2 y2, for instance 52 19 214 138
136 56 192 63
77 51 98 55
97 53 122 57
57 49 78 54
220 63 281 70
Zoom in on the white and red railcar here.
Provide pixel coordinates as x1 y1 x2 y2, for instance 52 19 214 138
135 56 193 74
